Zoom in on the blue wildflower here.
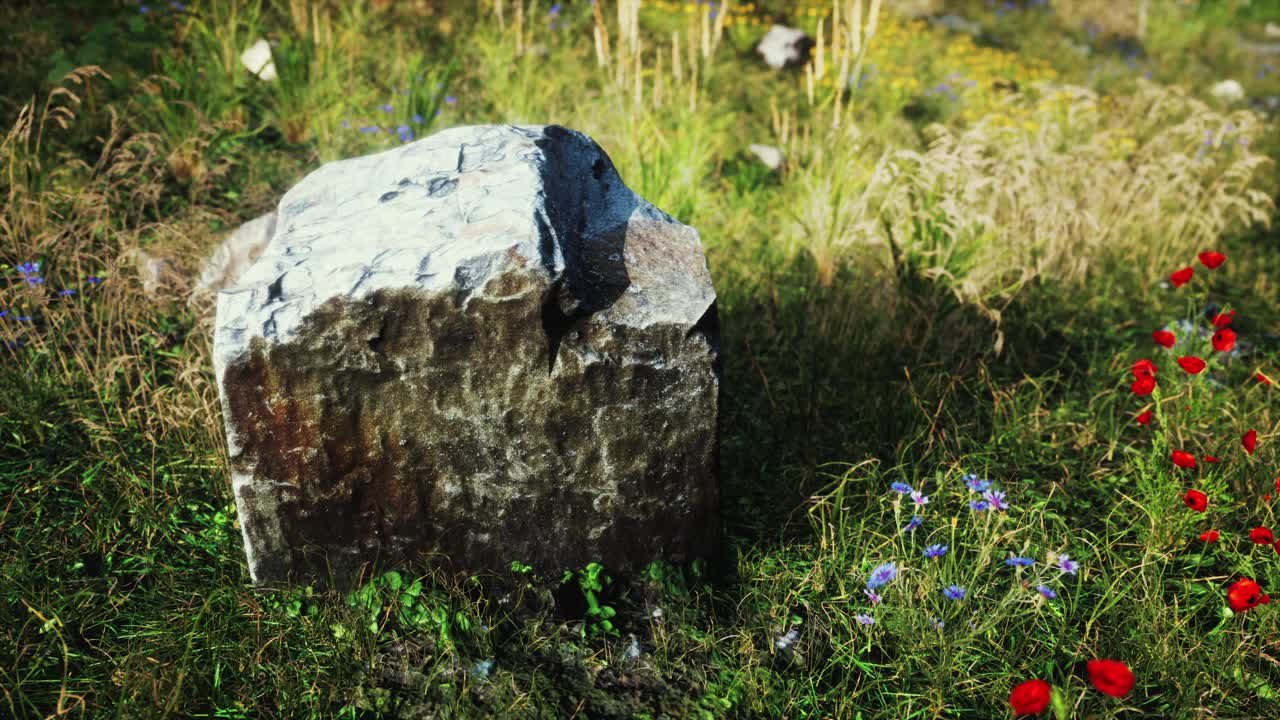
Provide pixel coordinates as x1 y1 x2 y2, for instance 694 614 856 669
943 584 966 601
445 95 457 105
962 473 991 492
1037 585 1056 599
340 120 351 129
15 316 32 322
855 613 875 625
863 588 882 605
930 617 944 629
1004 556 1034 568
549 2 561 14
58 289 76 297
983 489 1008 511
1057 554 1079 575
865 562 898 590
16 262 39 275
26 276 43 285
890 481 912 494
396 125 414 142
969 500 989 511
359 125 381 134
412 113 424 124
910 491 929 506
140 4 150 13
902 515 923 533
923 544 948 559
380 103 394 113
85 276 102 284
0 311 7 318
170 0 187 10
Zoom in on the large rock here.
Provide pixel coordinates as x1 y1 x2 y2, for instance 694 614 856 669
214 124 721 589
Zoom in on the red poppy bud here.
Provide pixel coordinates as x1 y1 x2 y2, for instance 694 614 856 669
1131 375 1156 396
1087 660 1136 698
1131 359 1157 378
1250 527 1274 544
1228 577 1268 613
1136 410 1152 425
1203 455 1220 463
1211 311 1235 327
1008 679 1052 715
1266 495 1273 502
1199 530 1219 542
1183 489 1208 512
1212 328 1237 353
1257 372 1274 385
1172 450 1197 469
1274 540 1280 555
1170 267 1194 287
1198 251 1226 269
1152 330 1176 348
1243 429 1257 455
1177 356 1206 374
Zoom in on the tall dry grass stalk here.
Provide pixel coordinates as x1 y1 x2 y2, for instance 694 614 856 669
804 0 883 129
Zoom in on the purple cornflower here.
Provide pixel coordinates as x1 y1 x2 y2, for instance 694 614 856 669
396 125 414 142
855 613 875 626
923 544 948 559
0 311 7 318
1057 554 1079 575
982 489 1008 511
85 276 102 285
26 276 44 285
910 491 929 506
412 113 424 124
1037 585 1056 599
963 473 991 492
1004 556 1034 568
943 584 966 600
15 316 32 322
58 289 76 297
380 103 394 113
890 481 913 494
445 95 457 105
359 125 381 134
866 562 897 590
902 515 923 533
862 588 882 605
969 500 989 511
548 3 561 15
16 262 39 275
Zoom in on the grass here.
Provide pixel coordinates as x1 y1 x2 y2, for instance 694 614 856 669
2 0 1280 717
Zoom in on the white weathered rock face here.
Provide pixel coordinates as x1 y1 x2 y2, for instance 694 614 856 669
189 212 277 307
215 124 721 589
756 25 814 70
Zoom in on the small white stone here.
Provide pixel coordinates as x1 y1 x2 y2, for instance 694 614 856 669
241 39 278 82
748 144 784 171
1266 22 1280 39
756 25 812 70
1210 79 1245 104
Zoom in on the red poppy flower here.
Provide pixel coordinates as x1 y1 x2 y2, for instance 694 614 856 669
1267 495 1273 503
1212 328 1237 353
1152 330 1176 348
1250 527 1274 544
1132 359 1157 378
1009 679 1052 715
1275 477 1280 492
1170 267 1194 287
1274 540 1280 555
1211 311 1235 327
1183 489 1208 512
1131 375 1156 396
1198 251 1226 269
1200 530 1220 542
1172 450 1197 469
1087 659 1136 698
1227 577 1270 613
1242 429 1257 455
1177 356 1206 374
1203 455 1220 463
1257 372 1274 385
1136 410 1153 425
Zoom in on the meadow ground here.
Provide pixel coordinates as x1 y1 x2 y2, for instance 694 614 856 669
3 0 1280 717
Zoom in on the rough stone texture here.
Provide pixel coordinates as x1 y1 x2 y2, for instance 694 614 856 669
756 25 814 70
189 211 277 308
214 124 720 589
